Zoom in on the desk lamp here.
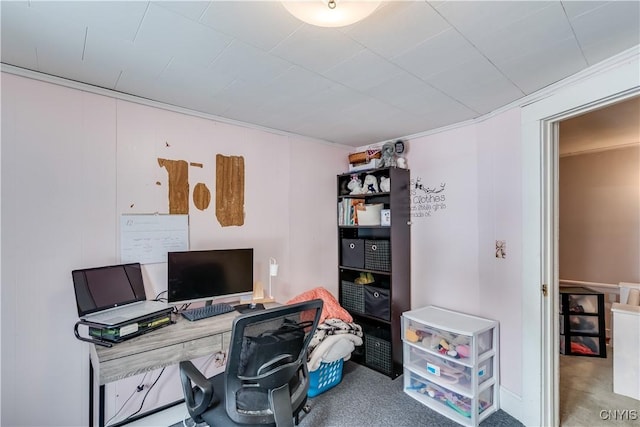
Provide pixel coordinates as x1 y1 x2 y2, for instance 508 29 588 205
268 257 278 301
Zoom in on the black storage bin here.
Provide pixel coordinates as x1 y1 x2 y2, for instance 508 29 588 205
342 238 364 268
365 333 392 375
364 240 390 271
364 285 390 320
341 280 364 313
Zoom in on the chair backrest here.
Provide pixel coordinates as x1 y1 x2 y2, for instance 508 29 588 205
225 299 323 424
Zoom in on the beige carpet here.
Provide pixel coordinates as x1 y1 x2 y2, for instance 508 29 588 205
560 347 639 426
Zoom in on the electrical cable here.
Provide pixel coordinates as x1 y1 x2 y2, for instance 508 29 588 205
105 372 149 425
107 341 221 425
123 367 166 421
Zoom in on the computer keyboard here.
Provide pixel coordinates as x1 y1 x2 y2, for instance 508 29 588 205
181 303 235 321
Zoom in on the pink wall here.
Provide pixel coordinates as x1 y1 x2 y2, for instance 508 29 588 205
0 72 348 426
288 140 349 300
404 108 523 396
476 109 523 396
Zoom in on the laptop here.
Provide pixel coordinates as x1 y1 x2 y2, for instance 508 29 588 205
72 262 172 326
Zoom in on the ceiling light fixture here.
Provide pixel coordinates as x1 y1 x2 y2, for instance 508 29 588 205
282 1 381 28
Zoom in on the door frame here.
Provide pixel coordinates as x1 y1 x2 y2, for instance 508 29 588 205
520 49 639 426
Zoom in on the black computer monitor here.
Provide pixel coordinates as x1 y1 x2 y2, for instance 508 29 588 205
167 248 254 304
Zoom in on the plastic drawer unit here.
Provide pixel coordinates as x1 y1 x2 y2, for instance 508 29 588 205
402 306 499 427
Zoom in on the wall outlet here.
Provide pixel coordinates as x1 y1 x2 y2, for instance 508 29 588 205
496 240 506 258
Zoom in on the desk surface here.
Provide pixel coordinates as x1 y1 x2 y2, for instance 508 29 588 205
91 304 277 385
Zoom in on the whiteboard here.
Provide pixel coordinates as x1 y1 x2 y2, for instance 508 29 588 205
120 214 189 264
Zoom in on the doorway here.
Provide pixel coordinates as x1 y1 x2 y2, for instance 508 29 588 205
544 94 640 426
555 96 640 425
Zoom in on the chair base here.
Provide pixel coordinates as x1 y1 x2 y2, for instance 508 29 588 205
196 374 307 427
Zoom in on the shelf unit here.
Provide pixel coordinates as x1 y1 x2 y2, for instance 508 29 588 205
402 306 499 427
337 166 411 378
559 286 607 358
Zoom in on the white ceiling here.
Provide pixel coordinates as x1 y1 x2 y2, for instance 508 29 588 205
2 1 639 147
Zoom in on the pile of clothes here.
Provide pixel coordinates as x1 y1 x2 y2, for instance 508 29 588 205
287 287 362 372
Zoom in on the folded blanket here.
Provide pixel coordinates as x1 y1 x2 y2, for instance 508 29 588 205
308 318 363 353
286 287 352 323
308 333 363 372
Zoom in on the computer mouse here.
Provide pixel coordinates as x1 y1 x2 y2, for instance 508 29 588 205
249 302 257 309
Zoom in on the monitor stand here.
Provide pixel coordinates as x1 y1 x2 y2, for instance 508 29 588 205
234 302 265 313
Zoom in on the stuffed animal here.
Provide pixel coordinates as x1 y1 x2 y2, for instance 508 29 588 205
347 176 365 195
455 344 471 358
379 176 390 192
363 175 379 193
380 142 397 167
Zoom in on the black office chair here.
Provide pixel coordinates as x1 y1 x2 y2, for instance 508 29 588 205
179 299 323 426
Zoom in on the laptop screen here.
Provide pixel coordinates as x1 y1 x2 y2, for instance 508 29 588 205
72 263 147 316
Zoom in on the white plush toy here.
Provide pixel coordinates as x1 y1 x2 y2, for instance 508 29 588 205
347 176 365 194
379 176 390 192
363 175 379 193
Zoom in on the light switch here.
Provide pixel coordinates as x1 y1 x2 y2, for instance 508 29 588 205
496 240 506 258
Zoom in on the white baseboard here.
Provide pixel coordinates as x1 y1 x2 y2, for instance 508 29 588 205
499 385 524 424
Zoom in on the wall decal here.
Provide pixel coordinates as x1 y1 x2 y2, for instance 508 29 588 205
410 177 447 219
216 154 245 227
158 158 189 214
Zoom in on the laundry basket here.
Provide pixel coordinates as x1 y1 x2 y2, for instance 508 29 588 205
307 359 344 397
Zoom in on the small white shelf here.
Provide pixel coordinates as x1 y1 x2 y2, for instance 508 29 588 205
402 306 500 427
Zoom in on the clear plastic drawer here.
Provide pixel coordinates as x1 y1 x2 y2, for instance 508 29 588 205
569 335 601 356
569 315 599 334
406 347 494 394
403 318 493 360
406 372 494 419
568 294 599 314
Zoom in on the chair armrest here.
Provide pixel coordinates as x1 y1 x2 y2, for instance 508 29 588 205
179 361 217 421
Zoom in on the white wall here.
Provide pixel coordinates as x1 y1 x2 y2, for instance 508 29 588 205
0 72 348 426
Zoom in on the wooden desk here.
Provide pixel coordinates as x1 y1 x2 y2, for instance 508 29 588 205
89 310 237 427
